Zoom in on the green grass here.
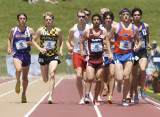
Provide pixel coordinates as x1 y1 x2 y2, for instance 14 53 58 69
145 84 160 101
0 0 160 54
1 0 160 73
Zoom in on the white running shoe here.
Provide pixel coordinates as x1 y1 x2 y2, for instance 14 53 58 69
79 98 85 105
97 96 102 102
122 99 129 106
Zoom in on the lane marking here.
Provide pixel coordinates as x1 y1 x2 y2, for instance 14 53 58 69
0 79 40 98
145 97 160 109
24 78 63 117
0 79 16 86
89 92 102 117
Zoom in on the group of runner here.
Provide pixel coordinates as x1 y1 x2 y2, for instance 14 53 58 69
7 7 151 107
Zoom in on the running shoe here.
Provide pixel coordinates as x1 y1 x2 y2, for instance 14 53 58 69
140 88 146 99
48 96 53 104
21 95 27 103
107 96 112 104
79 98 85 105
15 82 20 94
84 94 90 104
93 99 100 106
134 94 139 104
126 93 131 101
97 96 102 102
122 99 129 106
117 83 122 93
129 97 134 103
103 89 109 97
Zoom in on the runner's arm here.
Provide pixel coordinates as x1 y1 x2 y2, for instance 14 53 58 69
32 27 46 54
134 27 142 52
7 28 14 55
106 26 115 60
57 28 64 58
145 23 151 50
80 30 88 56
66 27 74 53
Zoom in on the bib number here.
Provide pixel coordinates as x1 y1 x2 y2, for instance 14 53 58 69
44 40 55 49
119 40 131 50
16 40 27 50
91 42 102 53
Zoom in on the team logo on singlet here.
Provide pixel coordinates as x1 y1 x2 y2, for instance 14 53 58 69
99 35 105 39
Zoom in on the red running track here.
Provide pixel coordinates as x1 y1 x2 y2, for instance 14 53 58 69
28 79 160 117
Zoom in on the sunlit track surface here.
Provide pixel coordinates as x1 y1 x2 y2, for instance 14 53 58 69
0 74 160 117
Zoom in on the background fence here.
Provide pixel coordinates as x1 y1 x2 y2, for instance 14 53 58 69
0 54 75 77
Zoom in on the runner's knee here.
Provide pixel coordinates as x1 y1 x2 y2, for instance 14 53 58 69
16 68 22 72
50 73 55 79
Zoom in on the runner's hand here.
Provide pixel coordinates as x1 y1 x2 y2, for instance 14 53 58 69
108 53 113 61
7 48 11 55
81 51 85 57
134 46 140 53
148 44 152 51
40 48 46 54
59 52 63 59
26 41 32 46
69 47 73 53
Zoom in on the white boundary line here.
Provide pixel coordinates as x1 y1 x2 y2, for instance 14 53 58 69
0 77 39 86
0 79 40 98
137 93 160 109
89 92 102 117
0 79 16 86
145 97 160 109
24 78 63 117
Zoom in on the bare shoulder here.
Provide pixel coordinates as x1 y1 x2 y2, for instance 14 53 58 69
55 27 62 32
113 21 118 26
36 27 44 33
112 23 119 33
10 28 15 33
84 28 90 34
144 22 149 28
28 27 34 32
69 26 75 33
103 29 107 35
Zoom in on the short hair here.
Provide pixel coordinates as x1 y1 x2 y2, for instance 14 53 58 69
103 11 114 21
132 8 142 17
83 8 91 15
43 12 54 19
100 8 110 14
17 13 27 21
91 14 102 23
77 10 86 16
119 8 131 15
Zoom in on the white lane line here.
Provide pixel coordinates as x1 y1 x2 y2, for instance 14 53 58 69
89 92 102 117
0 79 16 86
145 97 160 109
24 78 63 117
0 79 40 98
0 77 37 86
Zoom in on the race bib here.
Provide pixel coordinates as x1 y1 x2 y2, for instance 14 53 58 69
142 29 147 36
16 40 27 50
44 40 55 49
91 42 102 53
119 40 131 50
153 57 160 62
